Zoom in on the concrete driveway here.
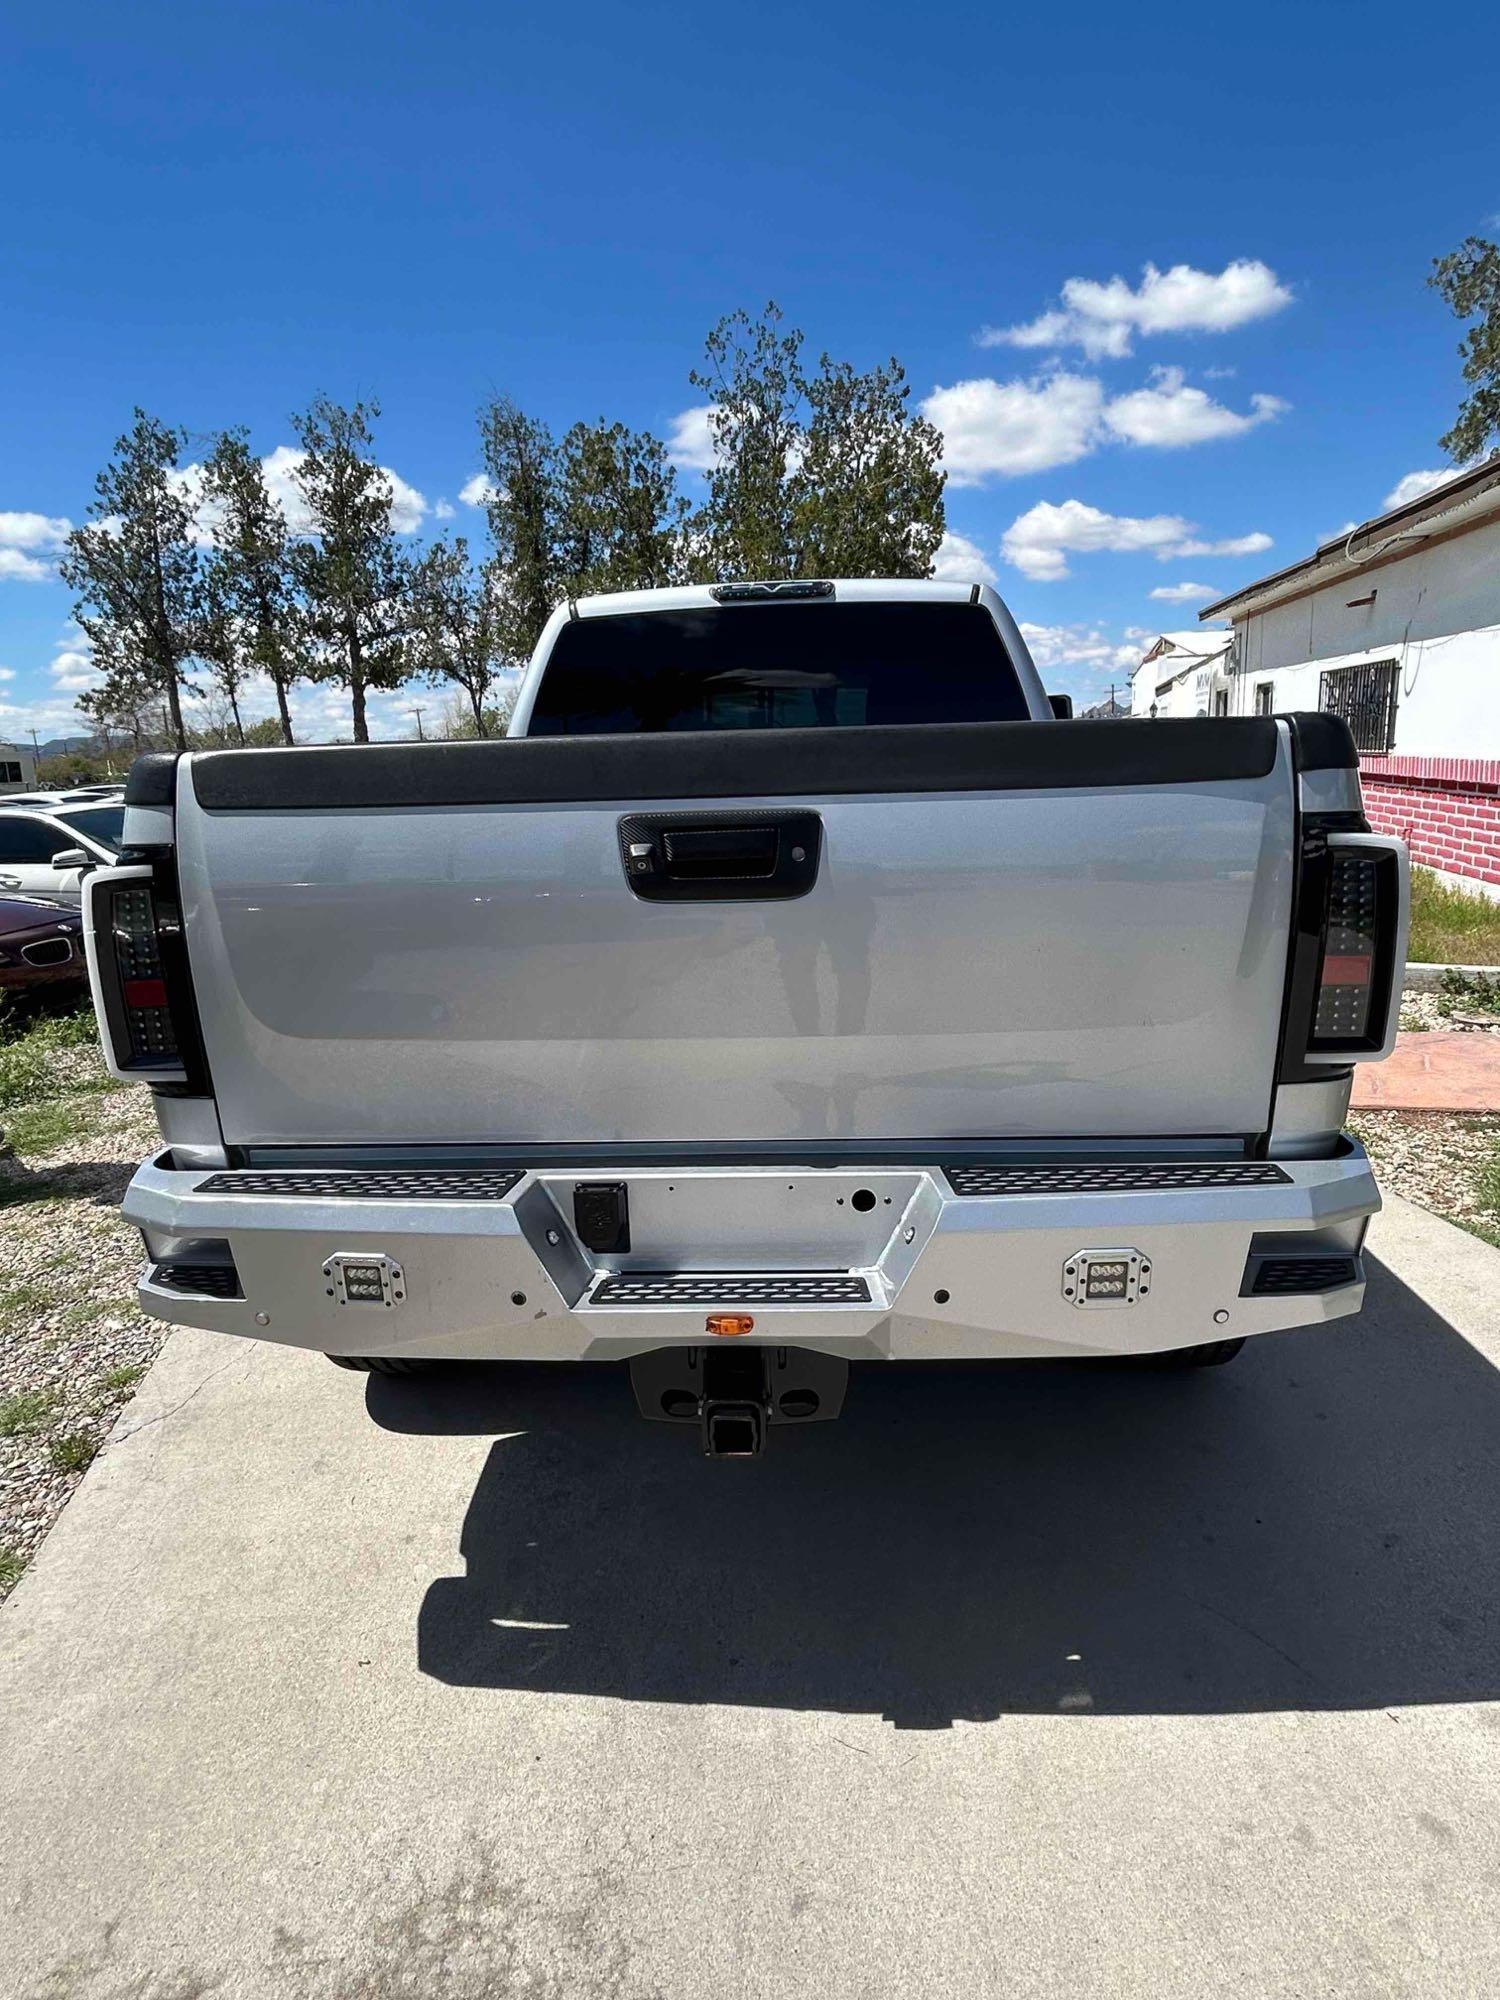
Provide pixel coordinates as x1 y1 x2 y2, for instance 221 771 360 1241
3 1191 1499 1998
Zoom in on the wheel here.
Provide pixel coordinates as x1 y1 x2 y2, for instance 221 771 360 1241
325 1355 438 1375
1158 1337 1246 1368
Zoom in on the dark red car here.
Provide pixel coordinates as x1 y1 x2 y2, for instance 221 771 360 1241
0 895 87 994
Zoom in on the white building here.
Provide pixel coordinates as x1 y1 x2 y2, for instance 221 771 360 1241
1129 631 1233 718
0 745 37 795
1197 460 1500 890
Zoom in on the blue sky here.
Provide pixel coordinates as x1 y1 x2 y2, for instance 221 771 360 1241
2 0 1496 738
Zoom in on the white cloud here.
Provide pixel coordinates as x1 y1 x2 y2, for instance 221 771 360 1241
665 405 719 474
1101 367 1287 447
1149 581 1219 603
1003 500 1189 581
922 362 1287 484
979 259 1293 359
1170 531 1273 560
920 373 1104 483
929 529 998 585
1381 467 1461 510
1001 499 1271 582
1020 621 1140 674
0 510 72 583
459 473 495 507
432 498 456 520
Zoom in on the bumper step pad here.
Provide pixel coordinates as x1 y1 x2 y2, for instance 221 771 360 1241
944 1161 1292 1196
194 1168 525 1201
590 1272 872 1306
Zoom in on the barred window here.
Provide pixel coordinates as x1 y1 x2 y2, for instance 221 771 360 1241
1254 682 1275 716
1319 658 1398 752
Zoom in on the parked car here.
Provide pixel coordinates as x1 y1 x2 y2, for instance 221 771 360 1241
0 894 87 995
0 800 125 905
87 579 1408 1456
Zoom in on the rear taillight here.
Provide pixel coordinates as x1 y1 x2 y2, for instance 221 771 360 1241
1307 835 1408 1060
109 883 180 1065
83 863 194 1083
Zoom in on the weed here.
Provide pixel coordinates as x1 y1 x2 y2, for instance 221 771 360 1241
48 1430 97 1474
0 1387 61 1436
0 1281 55 1319
2 1098 95 1159
100 1362 146 1393
0 1546 23 1592
1435 968 1500 1020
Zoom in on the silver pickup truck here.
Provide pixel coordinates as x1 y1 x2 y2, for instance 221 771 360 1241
87 578 1408 1455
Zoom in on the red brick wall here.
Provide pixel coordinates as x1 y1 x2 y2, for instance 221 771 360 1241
1360 754 1500 887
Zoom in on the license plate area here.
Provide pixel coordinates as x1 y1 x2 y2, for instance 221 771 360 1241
536 1168 933 1274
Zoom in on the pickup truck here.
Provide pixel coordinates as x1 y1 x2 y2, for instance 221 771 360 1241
87 578 1408 1457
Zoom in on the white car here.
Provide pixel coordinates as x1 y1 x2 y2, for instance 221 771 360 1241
0 799 126 905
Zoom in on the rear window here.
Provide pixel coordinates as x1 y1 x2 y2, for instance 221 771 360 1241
527 601 1029 734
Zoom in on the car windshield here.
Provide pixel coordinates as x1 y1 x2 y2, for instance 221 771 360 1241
56 805 126 852
527 601 1029 734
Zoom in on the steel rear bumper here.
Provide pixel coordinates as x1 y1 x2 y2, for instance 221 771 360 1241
122 1148 1380 1363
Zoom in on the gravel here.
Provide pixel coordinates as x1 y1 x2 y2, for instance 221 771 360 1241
0 1065 160 1598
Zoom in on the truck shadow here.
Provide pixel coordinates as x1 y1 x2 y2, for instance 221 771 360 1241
374 1254 1500 1726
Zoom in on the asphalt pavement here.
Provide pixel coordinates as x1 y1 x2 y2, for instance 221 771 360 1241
3 1191 1499 1998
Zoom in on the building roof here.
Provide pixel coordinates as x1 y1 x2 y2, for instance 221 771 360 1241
1199 457 1500 624
1134 631 1233 689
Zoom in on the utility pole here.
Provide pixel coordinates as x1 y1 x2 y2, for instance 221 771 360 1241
408 706 426 742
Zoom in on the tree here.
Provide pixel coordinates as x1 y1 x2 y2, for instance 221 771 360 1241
475 399 691 653
689 304 946 580
194 568 248 744
477 397 560 662
60 410 201 751
200 429 302 744
555 419 691 596
791 355 945 578
690 306 804 578
288 396 412 743
1431 236 1500 465
411 536 508 737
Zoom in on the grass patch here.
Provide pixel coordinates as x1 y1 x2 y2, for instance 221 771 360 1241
2 1097 97 1158
0 1387 61 1436
0 1280 55 1317
0 1546 24 1592
48 1430 97 1474
0 995 114 1115
1409 868 1500 967
100 1362 146 1393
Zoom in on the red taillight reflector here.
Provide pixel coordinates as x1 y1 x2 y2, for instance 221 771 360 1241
1318 954 1373 987
123 977 168 1008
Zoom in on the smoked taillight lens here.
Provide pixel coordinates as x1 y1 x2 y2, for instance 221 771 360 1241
109 883 180 1066
1307 837 1407 1058
83 864 194 1083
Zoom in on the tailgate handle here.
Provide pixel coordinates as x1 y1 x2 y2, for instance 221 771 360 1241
618 810 822 902
663 826 778 879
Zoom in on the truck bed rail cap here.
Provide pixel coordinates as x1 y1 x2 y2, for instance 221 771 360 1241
180 718 1282 813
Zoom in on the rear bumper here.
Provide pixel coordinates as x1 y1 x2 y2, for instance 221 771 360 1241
121 1147 1380 1363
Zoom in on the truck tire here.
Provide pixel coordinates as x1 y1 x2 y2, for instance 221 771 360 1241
325 1355 437 1375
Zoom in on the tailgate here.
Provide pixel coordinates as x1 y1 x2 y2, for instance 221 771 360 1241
169 719 1297 1149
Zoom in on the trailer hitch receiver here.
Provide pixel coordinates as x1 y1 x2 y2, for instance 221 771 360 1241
630 1345 849 1457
